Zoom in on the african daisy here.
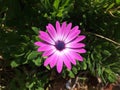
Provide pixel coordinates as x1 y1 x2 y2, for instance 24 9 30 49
34 21 86 73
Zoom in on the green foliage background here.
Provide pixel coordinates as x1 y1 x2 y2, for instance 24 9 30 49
0 0 120 89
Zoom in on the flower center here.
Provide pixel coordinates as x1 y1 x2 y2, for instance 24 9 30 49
55 40 65 51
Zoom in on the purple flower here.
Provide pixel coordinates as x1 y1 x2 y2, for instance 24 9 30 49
34 21 86 73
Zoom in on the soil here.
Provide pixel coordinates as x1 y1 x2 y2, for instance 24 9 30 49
48 75 120 90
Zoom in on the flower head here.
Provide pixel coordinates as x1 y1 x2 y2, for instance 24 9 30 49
35 21 86 73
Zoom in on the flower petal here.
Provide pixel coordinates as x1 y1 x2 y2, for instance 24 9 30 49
44 55 54 66
59 53 71 70
69 48 86 53
63 58 71 70
63 49 76 65
65 30 80 43
57 56 63 73
42 49 56 57
50 53 58 68
34 42 48 47
72 26 79 31
66 43 85 48
39 31 55 45
56 21 61 35
37 45 54 52
61 22 67 39
62 23 72 40
71 52 83 61
70 35 86 43
55 21 65 40
46 23 57 41
34 41 43 46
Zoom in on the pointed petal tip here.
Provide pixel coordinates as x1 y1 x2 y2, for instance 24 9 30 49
80 35 86 40
62 21 66 24
84 35 86 38
57 60 63 73
57 69 62 73
56 21 60 26
44 59 50 66
68 22 72 27
44 62 47 66
37 48 42 52
34 42 41 46
78 57 84 62
56 20 60 23
39 30 42 34
46 25 48 29
79 49 87 53
67 67 71 70
82 49 87 53
72 61 76 65
61 21 67 27
57 66 63 73
34 42 38 46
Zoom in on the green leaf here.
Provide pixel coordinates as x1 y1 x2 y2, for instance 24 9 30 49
82 60 87 70
57 8 64 17
27 51 40 60
46 66 50 70
68 71 75 78
26 82 35 89
32 27 39 34
106 3 115 11
72 67 78 74
61 0 70 7
36 87 44 90
45 0 51 9
53 0 60 9
14 53 25 57
116 0 120 4
33 57 42 66
87 57 92 71
97 64 102 76
11 61 19 68
103 50 111 56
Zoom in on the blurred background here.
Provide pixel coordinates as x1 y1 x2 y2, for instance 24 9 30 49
0 0 120 90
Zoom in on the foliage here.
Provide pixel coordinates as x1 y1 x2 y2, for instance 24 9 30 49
0 0 120 89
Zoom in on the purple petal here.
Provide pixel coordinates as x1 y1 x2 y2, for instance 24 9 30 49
62 23 72 40
63 50 76 65
42 49 56 57
46 24 57 41
50 54 58 68
65 30 80 43
57 57 63 73
71 26 79 31
56 21 61 35
69 48 86 53
71 35 86 43
34 42 43 46
63 56 71 70
34 42 48 47
64 25 80 43
37 45 54 52
71 52 83 61
61 22 66 30
66 43 85 48
39 31 55 45
59 53 71 70
44 55 53 66
77 35 86 41
61 22 67 39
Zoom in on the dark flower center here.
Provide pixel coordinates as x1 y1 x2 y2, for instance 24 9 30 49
55 40 65 51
